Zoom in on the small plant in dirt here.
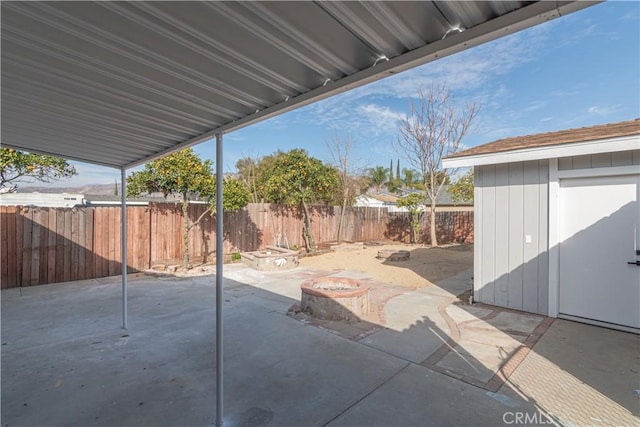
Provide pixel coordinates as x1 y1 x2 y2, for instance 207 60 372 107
231 252 241 262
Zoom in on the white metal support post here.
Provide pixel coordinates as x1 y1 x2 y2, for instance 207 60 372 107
121 168 128 330
215 133 224 426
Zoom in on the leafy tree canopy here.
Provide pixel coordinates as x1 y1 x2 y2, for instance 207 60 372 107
366 166 388 192
448 169 474 204
235 153 279 203
127 148 214 200
221 175 251 211
261 149 338 206
0 148 77 187
401 168 422 189
259 149 339 251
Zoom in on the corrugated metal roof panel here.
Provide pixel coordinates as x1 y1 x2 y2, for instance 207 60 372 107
1 1 597 169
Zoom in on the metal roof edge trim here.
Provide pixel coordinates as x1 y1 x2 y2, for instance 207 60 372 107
1 143 125 170
125 0 598 169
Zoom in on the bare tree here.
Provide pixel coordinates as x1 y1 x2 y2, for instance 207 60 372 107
327 133 365 244
395 84 478 247
235 154 260 203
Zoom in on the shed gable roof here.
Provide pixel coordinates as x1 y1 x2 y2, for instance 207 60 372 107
443 118 640 168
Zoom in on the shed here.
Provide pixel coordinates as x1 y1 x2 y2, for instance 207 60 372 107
443 119 640 333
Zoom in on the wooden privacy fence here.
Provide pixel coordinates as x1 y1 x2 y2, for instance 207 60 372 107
0 203 473 288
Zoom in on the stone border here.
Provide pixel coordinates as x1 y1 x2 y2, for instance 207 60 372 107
300 277 370 298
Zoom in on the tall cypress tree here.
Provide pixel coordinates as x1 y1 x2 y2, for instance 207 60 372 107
396 159 400 180
389 159 394 181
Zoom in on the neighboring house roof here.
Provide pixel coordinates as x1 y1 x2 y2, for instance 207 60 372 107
85 194 208 206
443 119 640 168
354 195 385 207
85 193 176 205
370 193 399 204
433 186 473 206
0 192 209 207
0 193 85 208
362 187 473 207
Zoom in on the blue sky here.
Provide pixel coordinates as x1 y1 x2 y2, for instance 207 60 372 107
49 1 639 187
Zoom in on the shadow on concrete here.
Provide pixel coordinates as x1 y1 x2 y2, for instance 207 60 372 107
468 192 640 422
1 264 557 427
381 244 474 293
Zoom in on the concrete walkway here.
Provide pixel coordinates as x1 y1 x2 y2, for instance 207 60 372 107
2 265 638 427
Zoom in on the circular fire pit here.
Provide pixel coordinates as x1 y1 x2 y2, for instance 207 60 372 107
300 277 370 322
376 249 410 262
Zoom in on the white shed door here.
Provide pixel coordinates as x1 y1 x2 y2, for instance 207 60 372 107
559 174 640 331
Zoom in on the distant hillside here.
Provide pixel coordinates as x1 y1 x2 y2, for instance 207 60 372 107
17 183 116 195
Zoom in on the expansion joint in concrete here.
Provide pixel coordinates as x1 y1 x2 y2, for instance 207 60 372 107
321 363 411 426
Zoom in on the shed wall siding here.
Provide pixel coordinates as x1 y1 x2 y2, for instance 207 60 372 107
557 149 640 170
474 160 549 314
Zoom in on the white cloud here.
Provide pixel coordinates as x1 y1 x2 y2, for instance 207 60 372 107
621 8 639 21
587 105 621 116
281 17 559 150
357 104 404 135
356 21 553 100
522 101 547 113
541 117 553 122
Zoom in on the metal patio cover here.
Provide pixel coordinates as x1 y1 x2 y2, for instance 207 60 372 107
1 1 594 169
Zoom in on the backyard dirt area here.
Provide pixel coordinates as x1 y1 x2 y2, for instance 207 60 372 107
155 243 474 290
299 243 473 289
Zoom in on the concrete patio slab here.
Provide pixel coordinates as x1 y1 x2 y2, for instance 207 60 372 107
3 263 638 427
504 319 640 426
418 267 473 298
460 322 528 347
445 304 493 324
327 363 549 427
2 275 408 427
483 311 545 336
437 340 515 383
357 291 452 363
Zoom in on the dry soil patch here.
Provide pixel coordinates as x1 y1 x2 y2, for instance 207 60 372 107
299 243 473 289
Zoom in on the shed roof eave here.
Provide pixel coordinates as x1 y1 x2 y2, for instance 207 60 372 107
442 135 640 169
